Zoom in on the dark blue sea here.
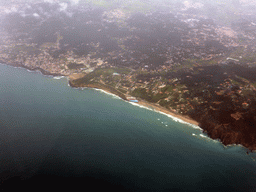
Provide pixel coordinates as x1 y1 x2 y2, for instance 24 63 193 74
0 64 256 191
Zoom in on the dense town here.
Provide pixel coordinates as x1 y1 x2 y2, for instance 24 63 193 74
0 0 256 150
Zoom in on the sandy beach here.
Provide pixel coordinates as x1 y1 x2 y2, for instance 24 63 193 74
87 85 200 127
135 99 200 126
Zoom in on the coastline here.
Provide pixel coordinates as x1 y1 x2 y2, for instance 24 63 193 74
1 62 255 152
67 77 256 153
68 77 200 127
0 60 65 77
132 99 200 127
68 80 127 100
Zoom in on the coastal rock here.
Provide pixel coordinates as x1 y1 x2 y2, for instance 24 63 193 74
196 111 256 151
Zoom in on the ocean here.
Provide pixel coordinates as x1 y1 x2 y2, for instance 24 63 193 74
0 64 256 191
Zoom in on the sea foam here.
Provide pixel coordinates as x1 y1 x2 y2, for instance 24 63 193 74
53 76 65 80
157 111 202 130
128 101 202 130
128 102 154 111
200 134 207 138
94 88 122 100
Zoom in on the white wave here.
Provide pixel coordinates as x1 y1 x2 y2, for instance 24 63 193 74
94 89 121 100
200 134 207 138
156 111 202 130
26 69 44 76
127 101 202 130
193 133 220 143
128 102 154 111
2 62 250 153
27 69 44 76
13 66 23 69
53 76 65 80
67 86 120 100
226 144 244 148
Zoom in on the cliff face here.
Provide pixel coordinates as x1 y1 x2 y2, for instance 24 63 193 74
193 108 256 151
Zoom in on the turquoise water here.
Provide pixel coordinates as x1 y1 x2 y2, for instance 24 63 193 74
0 64 256 191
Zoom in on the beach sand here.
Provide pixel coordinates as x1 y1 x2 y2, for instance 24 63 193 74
67 73 200 127
81 85 200 127
135 99 199 126
92 86 200 126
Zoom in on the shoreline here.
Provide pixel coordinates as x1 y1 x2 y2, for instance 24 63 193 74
68 80 127 100
1 62 255 153
78 85 256 153
0 60 65 77
132 99 200 127
69 79 200 127
68 78 256 153
0 62 220 128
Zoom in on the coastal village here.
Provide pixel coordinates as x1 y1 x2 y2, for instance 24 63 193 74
0 0 256 150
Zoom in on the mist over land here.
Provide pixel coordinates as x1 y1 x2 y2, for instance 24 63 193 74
1 1 256 189
1 0 256 191
1 0 256 149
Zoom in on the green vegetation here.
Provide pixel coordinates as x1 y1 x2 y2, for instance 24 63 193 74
117 87 127 94
159 99 169 107
151 92 167 103
131 88 152 101
98 67 131 75
9 45 39 57
40 42 56 49
122 1 152 14
240 55 256 64
67 63 85 70
84 0 115 8
161 85 175 93
13 45 38 53
183 58 219 68
71 67 131 86
229 47 256 64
